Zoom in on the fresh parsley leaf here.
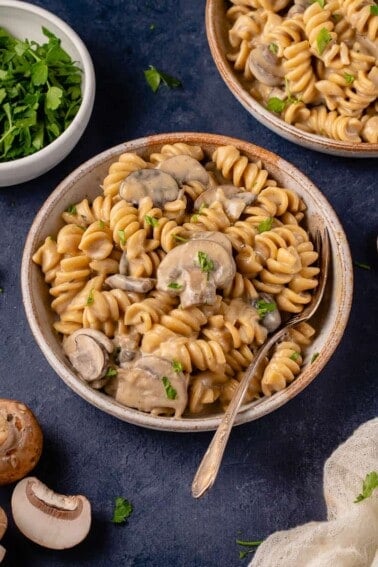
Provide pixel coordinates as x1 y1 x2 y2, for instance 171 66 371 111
45 86 63 111
344 73 355 85
172 360 183 373
311 352 319 363
112 497 133 524
105 367 117 378
311 0 325 7
144 215 159 227
118 229 126 246
162 376 177 400
258 217 273 233
197 251 215 276
172 234 189 243
168 282 183 290
255 299 276 318
290 352 300 361
31 61 48 86
354 261 371 270
86 289 94 306
268 43 278 54
66 204 77 215
144 65 181 93
354 471 378 503
236 539 263 547
267 97 287 113
371 4 378 15
316 27 332 55
98 220 105 229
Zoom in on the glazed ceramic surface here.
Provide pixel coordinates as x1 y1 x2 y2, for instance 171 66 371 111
206 0 378 158
0 0 95 186
21 133 353 432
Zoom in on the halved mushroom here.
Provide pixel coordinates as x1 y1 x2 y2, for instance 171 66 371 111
0 400 43 485
105 274 156 293
157 235 236 308
248 45 285 86
253 293 281 333
63 329 113 383
194 185 255 220
157 154 209 186
0 507 7 563
11 477 91 550
105 355 188 417
119 169 179 206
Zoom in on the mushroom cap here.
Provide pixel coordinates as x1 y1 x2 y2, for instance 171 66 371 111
11 477 91 550
105 274 156 293
248 45 285 87
0 507 7 540
254 293 281 333
63 329 113 383
157 154 209 186
0 400 43 485
119 169 179 206
106 355 188 417
194 186 255 220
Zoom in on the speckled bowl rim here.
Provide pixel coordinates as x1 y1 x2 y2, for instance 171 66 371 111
21 132 353 432
205 0 378 158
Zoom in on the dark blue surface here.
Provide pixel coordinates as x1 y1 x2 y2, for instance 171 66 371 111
0 1 377 566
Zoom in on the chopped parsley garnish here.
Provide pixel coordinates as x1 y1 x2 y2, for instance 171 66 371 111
290 352 300 361
0 26 82 161
268 42 278 54
173 234 189 243
316 28 332 55
144 65 182 93
191 202 207 221
112 497 133 524
354 471 378 503
344 73 355 85
144 215 159 227
197 251 215 276
267 97 287 113
162 376 177 400
105 367 118 378
354 261 371 270
311 0 325 7
236 539 262 559
371 4 378 15
311 352 319 363
98 220 105 229
118 229 126 246
86 289 94 306
172 360 183 373
332 12 342 21
258 217 273 233
168 282 183 290
255 299 276 318
66 204 77 215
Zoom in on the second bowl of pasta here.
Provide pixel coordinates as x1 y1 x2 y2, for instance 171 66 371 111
22 132 352 431
206 0 378 157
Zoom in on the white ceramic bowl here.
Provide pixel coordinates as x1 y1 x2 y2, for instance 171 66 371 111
0 0 95 187
21 132 353 432
206 0 378 158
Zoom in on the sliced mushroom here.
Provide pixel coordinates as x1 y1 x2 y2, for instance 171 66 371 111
0 400 43 485
105 355 188 417
105 274 156 293
119 251 129 275
158 154 209 186
253 293 281 333
194 186 255 220
63 329 113 383
119 169 179 206
248 45 285 87
113 332 141 366
11 477 91 550
0 507 7 563
157 236 236 308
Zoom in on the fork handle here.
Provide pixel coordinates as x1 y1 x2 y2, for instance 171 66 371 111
191 327 287 499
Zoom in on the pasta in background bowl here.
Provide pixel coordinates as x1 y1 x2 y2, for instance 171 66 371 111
21 133 352 432
206 0 378 157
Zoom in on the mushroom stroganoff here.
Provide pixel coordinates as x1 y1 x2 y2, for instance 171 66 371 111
225 0 378 143
33 143 319 418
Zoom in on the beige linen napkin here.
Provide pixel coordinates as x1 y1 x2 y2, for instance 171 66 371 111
250 418 378 567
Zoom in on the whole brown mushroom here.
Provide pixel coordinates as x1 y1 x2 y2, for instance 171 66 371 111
0 399 43 485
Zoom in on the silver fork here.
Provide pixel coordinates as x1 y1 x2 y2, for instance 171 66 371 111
191 227 330 499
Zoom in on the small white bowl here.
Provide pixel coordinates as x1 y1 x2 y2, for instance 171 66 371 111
21 132 353 432
206 0 378 158
0 1 95 187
